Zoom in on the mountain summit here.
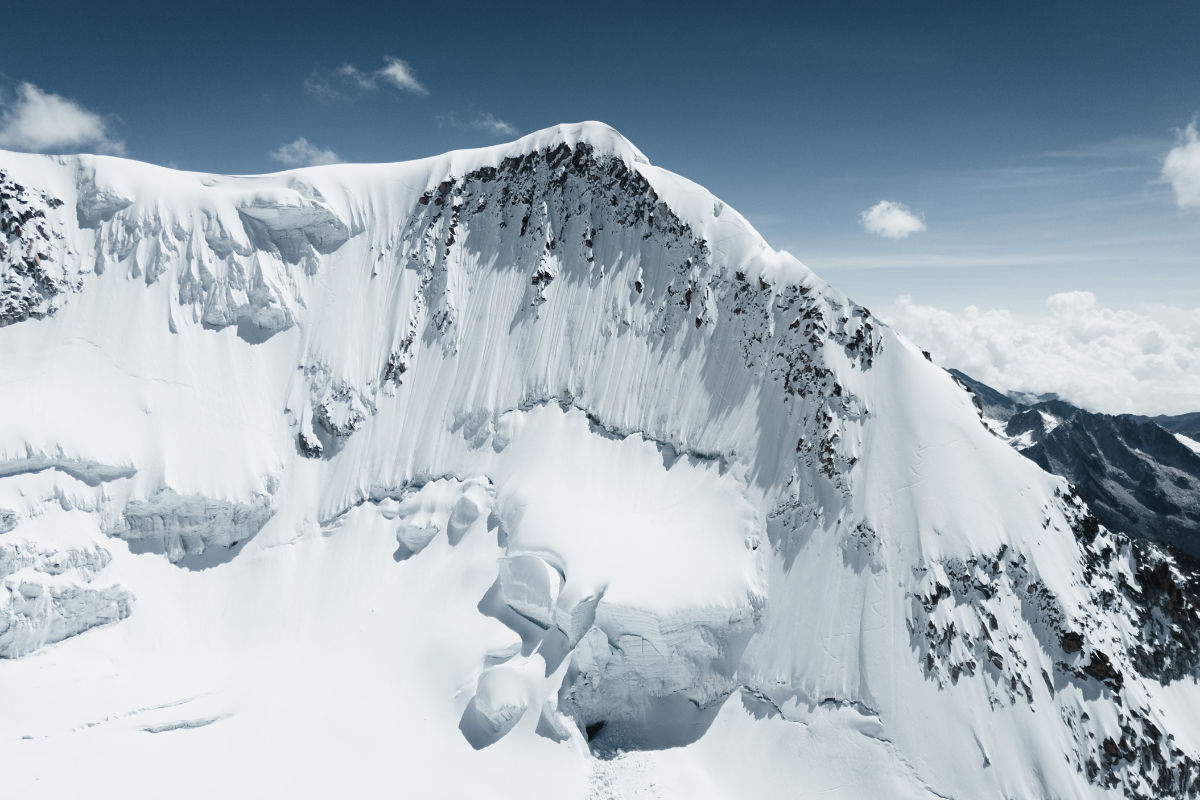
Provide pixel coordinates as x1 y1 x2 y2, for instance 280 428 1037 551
1 124 1197 799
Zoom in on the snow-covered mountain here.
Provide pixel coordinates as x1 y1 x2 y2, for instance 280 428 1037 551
2 122 1199 799
951 369 1200 559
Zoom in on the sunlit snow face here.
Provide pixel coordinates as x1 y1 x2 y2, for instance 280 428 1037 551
489 406 764 614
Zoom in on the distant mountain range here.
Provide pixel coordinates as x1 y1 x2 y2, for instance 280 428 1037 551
1130 411 1200 441
950 369 1200 559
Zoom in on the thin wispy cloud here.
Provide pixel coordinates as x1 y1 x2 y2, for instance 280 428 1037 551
305 56 428 102
0 82 124 155
1163 121 1200 209
334 64 376 91
469 112 517 137
436 111 518 138
377 57 427 95
304 71 349 102
269 137 341 167
887 291 1200 415
1038 134 1168 162
859 200 926 238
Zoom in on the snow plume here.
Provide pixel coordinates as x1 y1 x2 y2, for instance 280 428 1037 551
0 82 123 154
306 56 427 100
858 200 926 238
1163 121 1200 209
269 137 341 167
888 291 1200 415
436 111 518 137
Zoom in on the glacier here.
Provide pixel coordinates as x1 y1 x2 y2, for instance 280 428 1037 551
1 122 1199 799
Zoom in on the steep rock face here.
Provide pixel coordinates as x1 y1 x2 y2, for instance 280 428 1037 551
0 168 71 326
1 124 1198 799
954 371 1200 693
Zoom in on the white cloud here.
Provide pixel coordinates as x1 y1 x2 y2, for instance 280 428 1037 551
435 111 518 138
886 291 1200 415
1163 121 1200 209
269 137 341 167
377 57 428 95
306 56 428 101
305 66 377 102
335 64 376 91
467 112 517 137
859 200 926 238
303 71 346 102
0 82 124 154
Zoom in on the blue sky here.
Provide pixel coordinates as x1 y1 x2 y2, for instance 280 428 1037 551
1 1 1198 329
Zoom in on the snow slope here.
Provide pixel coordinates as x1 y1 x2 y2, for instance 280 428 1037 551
1 122 1198 799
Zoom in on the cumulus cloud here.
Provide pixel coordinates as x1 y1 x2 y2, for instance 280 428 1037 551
436 111 518 138
886 291 1200 415
0 82 124 154
269 137 341 167
1163 121 1200 209
377 57 428 95
306 56 427 101
859 200 926 238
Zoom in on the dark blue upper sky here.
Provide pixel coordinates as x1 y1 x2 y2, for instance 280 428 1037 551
3 0 1199 315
